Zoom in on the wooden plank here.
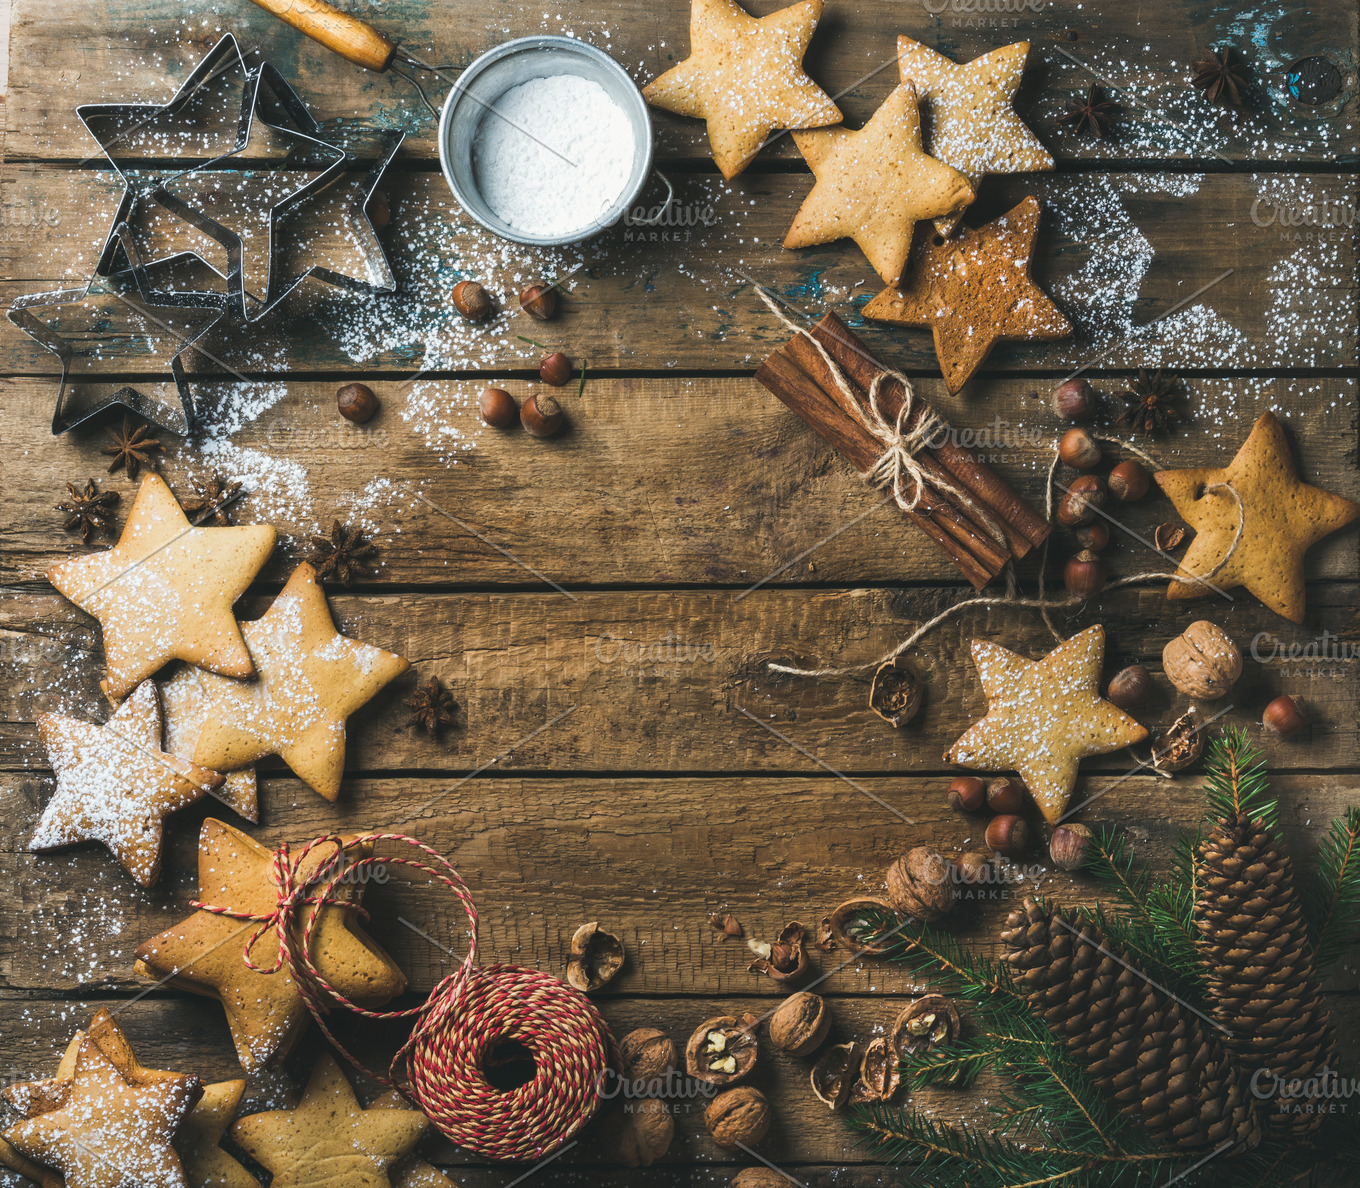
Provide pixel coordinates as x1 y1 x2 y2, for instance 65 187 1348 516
3 584 1358 773
4 0 1356 164
0 167 1354 374
2 376 1356 589
3 771 1360 996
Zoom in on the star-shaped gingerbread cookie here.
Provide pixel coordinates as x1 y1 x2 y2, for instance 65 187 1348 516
134 818 407 1072
47 473 275 699
785 85 975 285
32 680 225 886
3 1031 200 1188
896 37 1053 231
160 665 258 823
372 1091 454 1188
863 196 1071 393
1155 411 1360 623
947 625 1147 823
190 561 408 801
643 0 842 179
178 1079 258 1188
231 1053 428 1188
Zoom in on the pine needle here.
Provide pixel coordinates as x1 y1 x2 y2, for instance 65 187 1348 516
1303 805 1360 969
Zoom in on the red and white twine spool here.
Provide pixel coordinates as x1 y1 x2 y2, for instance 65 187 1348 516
194 832 615 1162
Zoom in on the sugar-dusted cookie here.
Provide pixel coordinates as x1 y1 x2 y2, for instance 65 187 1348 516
947 625 1147 824
135 819 406 1072
785 85 974 285
863 196 1071 393
47 473 275 700
896 36 1052 231
231 1053 428 1188
191 562 408 802
1155 411 1360 624
160 665 258 823
2 1031 201 1188
642 0 841 179
32 680 224 887
371 1091 454 1188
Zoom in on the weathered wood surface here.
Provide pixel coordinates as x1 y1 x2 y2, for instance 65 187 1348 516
5 0 1356 164
2 376 1357 588
3 584 1359 777
0 168 1354 374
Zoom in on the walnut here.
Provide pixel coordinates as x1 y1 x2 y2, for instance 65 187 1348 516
825 897 898 956
597 1099 673 1167
851 1035 901 1104
747 921 809 984
810 1041 860 1110
869 658 922 727
884 847 956 921
566 922 624 992
685 1016 758 1086
732 1171 790 1188
1162 620 1241 700
619 1028 677 1087
891 995 962 1071
704 1086 771 1150
1151 709 1204 773
768 991 831 1057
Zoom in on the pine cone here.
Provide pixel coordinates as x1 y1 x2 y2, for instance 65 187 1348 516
1195 813 1337 1136
1001 898 1260 1153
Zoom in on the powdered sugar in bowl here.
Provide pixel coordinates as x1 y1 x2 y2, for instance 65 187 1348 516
439 36 654 246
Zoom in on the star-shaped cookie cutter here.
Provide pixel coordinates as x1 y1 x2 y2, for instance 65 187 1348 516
8 224 226 436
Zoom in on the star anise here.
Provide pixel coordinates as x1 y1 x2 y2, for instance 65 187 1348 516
56 479 120 541
1191 47 1246 109
102 415 163 479
1059 85 1117 138
1114 368 1188 436
181 475 244 526
406 676 458 739
307 520 378 586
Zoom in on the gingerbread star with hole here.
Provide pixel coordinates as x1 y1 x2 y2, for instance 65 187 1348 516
134 818 406 1072
642 0 842 179
785 85 975 285
896 36 1053 231
192 561 409 802
1155 411 1360 623
231 1053 428 1188
32 680 225 887
947 625 1147 824
2 1031 201 1188
47 473 275 700
863 196 1071 393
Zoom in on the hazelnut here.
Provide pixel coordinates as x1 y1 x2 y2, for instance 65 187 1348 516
1163 621 1241 700
1074 521 1110 551
1263 694 1305 737
1108 459 1150 502
1050 822 1094 871
733 1172 790 1188
366 189 390 229
986 776 1027 814
1057 427 1101 469
451 279 492 321
947 775 986 813
954 851 995 886
519 282 559 320
1064 549 1106 597
619 1028 677 1087
520 393 565 438
540 351 572 386
852 1036 901 1104
810 1041 860 1110
825 897 897 956
598 1098 673 1167
884 847 955 921
565 922 624 992
869 659 922 727
1050 377 1095 422
685 1016 757 1086
479 387 518 428
768 991 831 1057
705 1086 771 1150
747 921 809 984
985 814 1030 856
1107 664 1154 712
335 382 379 424
1057 475 1108 527
891 995 962 1065
1151 710 1204 773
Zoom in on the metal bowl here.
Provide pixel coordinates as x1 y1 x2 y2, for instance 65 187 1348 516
438 35 654 247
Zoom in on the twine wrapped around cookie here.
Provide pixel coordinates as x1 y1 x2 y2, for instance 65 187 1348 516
194 833 615 1162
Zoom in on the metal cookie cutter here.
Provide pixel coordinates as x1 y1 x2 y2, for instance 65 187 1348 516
8 225 226 436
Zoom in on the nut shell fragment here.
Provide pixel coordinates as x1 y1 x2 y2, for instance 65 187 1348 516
870 659 922 727
566 922 625 992
810 1041 860 1110
747 921 809 984
851 1036 901 1104
1151 710 1204 773
826 897 899 956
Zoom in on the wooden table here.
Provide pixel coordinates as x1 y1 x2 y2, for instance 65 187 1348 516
0 1 1356 1184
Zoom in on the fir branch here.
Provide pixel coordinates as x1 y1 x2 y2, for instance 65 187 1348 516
1302 805 1360 970
867 911 1020 1005
1202 728 1276 825
899 1036 998 1090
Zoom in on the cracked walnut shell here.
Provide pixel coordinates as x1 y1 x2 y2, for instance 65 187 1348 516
851 1036 902 1104
566 922 624 992
826 897 898 956
686 1016 758 1086
747 921 809 983
892 995 962 1068
810 1041 861 1110
704 1086 771 1150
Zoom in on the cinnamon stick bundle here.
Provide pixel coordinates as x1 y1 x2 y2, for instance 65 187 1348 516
754 314 1049 590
